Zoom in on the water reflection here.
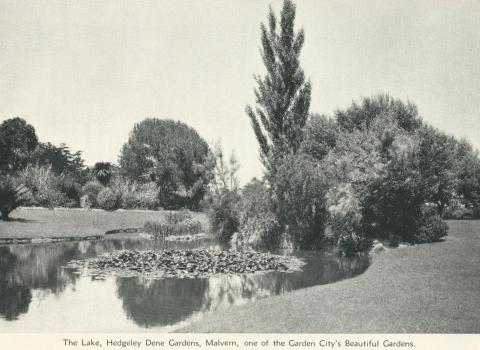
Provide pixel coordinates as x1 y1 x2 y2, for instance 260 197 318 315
0 248 32 320
0 236 369 331
115 252 369 328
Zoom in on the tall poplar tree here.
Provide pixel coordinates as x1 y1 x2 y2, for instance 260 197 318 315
246 0 311 172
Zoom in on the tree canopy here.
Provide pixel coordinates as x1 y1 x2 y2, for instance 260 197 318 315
119 118 213 209
246 0 311 172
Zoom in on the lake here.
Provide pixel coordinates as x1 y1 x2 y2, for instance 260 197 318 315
0 235 369 332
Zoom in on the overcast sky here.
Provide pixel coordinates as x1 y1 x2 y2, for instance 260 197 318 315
1 0 479 184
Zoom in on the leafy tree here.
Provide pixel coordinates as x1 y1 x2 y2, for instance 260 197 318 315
416 126 457 216
0 118 38 174
246 0 311 172
335 94 422 133
29 142 86 182
119 118 213 209
301 114 340 161
454 140 480 217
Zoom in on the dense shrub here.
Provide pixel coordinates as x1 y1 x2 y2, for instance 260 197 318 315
0 176 31 220
121 181 159 210
81 181 104 208
325 184 372 255
18 165 69 208
273 155 329 249
96 188 122 211
208 190 240 243
55 175 81 207
415 206 448 243
231 178 282 249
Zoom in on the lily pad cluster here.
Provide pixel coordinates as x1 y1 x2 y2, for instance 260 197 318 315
65 249 305 279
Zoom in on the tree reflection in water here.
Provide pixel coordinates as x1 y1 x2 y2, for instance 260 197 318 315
0 247 32 320
115 252 369 329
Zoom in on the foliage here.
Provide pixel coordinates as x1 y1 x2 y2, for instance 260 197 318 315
273 154 329 249
92 162 113 186
335 94 422 133
18 165 69 208
0 176 31 220
361 144 426 244
301 114 340 161
96 187 122 211
231 178 282 249
443 199 473 220
119 118 213 209
246 0 311 172
121 181 159 210
28 142 86 182
415 206 448 243
210 141 240 196
81 181 104 208
0 118 38 174
208 190 241 243
55 175 81 207
415 126 457 216
454 140 480 218
325 183 372 255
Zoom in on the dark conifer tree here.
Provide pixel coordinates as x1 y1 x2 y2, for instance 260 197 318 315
246 0 311 172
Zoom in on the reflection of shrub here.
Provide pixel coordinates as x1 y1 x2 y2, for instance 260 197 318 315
415 206 448 243
97 188 122 211
81 181 104 208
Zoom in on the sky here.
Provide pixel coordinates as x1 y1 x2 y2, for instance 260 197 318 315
1 0 479 184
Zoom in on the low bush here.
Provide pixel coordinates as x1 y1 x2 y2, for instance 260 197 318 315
414 206 448 243
81 181 104 208
96 188 122 211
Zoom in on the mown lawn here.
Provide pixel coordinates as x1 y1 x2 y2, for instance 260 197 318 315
179 220 480 333
0 207 208 239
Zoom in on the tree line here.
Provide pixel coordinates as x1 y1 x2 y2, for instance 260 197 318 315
2 0 480 257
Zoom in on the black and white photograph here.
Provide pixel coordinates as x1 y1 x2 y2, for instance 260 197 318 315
0 0 479 343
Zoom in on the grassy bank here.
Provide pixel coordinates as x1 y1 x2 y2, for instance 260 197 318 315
179 220 480 333
0 207 208 240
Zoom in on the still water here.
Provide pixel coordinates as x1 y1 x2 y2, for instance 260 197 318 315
0 236 369 332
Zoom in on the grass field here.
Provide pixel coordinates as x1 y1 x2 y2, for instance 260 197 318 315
179 220 480 333
0 207 208 239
